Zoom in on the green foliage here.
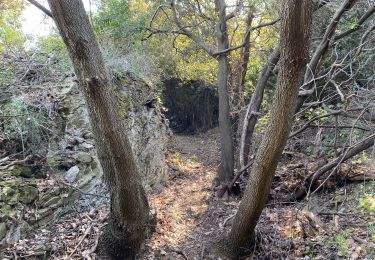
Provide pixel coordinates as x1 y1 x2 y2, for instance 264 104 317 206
35 32 71 73
0 95 57 154
335 229 352 256
36 33 67 57
94 0 148 45
359 195 375 214
323 229 353 257
0 0 27 52
369 224 375 243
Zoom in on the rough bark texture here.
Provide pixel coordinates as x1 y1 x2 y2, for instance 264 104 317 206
238 47 280 168
216 0 234 185
46 1 151 259
224 0 313 257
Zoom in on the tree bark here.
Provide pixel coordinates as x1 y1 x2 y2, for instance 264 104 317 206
238 47 280 169
46 1 151 259
216 0 234 186
224 0 313 257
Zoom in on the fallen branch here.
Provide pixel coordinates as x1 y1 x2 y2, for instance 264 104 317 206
229 161 253 189
291 133 375 201
58 180 109 199
69 225 93 258
0 155 32 170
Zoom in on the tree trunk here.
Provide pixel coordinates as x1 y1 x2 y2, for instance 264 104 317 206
238 47 280 168
231 12 253 158
46 1 151 259
216 0 234 186
224 0 313 256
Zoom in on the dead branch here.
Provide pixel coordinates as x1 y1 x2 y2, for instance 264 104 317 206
0 155 32 170
68 225 93 258
334 5 375 41
238 47 280 168
295 0 358 112
291 133 375 201
229 161 253 189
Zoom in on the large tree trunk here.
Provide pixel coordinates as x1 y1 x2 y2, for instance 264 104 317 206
224 0 313 257
216 0 234 186
47 1 151 259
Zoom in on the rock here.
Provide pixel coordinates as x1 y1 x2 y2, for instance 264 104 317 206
64 166 80 183
8 165 32 178
52 74 170 192
38 187 63 207
0 186 18 204
43 196 61 208
81 142 94 149
0 222 6 240
19 185 39 204
1 204 18 219
76 152 92 164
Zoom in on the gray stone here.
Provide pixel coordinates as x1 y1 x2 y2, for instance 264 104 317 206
64 166 79 183
76 152 92 164
43 196 60 208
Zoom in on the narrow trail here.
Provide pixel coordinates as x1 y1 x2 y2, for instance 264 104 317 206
142 130 226 259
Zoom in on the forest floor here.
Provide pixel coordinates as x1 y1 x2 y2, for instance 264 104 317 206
2 129 375 259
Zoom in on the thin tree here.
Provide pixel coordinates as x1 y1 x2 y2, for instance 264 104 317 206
221 0 313 257
163 0 279 191
44 1 152 258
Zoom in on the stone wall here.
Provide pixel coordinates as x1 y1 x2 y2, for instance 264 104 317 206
0 72 170 244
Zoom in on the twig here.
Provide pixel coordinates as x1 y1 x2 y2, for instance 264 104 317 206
69 225 93 258
58 180 109 199
200 245 205 260
0 156 10 164
84 232 100 258
0 155 32 170
229 161 253 189
222 214 235 228
174 249 189 260
353 236 375 247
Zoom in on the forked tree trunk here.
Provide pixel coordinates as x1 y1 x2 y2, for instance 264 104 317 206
216 0 234 185
47 1 151 259
223 0 313 257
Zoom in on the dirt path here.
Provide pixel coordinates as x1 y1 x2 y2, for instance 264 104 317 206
142 131 375 260
3 130 374 259
142 130 222 259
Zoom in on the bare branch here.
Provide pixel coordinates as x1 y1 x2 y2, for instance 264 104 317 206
26 0 53 19
171 0 215 56
334 5 375 41
212 18 280 56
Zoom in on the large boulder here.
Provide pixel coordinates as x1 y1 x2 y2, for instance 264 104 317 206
53 72 170 192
